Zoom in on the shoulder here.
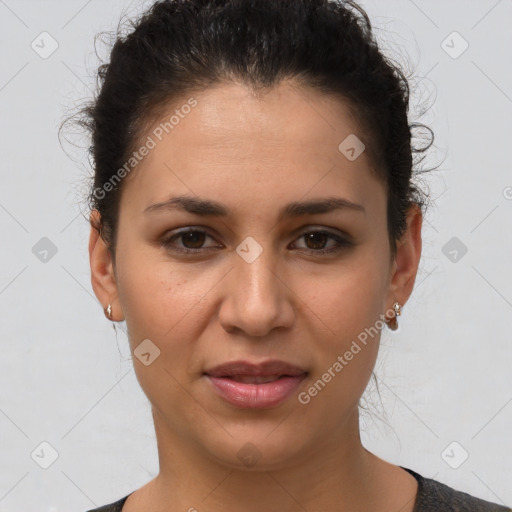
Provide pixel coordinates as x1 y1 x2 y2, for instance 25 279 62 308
85 494 130 512
401 467 511 512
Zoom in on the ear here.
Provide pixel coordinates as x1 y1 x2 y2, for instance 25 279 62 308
89 209 124 322
386 203 423 313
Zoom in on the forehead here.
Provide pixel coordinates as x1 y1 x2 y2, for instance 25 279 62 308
120 80 384 221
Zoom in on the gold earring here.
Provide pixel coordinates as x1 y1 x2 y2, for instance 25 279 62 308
386 301 402 331
104 304 112 321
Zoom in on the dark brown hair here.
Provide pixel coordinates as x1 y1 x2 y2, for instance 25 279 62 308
71 0 433 261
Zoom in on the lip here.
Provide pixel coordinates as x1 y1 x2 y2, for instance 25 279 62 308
204 360 306 378
204 360 307 409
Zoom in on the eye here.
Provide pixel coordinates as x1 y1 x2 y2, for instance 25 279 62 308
291 229 353 255
160 226 353 256
160 228 220 254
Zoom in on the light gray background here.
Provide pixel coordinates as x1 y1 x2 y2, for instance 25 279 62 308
0 0 511 510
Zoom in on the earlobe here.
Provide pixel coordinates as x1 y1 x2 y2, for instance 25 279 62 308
387 203 423 311
88 210 124 322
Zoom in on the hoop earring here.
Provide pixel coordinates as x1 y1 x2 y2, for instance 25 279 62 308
104 304 112 321
386 301 402 331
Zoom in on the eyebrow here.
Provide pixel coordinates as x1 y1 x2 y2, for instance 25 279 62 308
143 194 366 218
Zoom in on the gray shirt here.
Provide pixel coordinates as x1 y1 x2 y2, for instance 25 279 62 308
85 467 511 511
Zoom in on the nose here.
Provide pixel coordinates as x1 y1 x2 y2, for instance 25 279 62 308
218 243 295 338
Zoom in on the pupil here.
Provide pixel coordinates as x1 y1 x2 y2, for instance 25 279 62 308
183 231 205 248
305 232 327 250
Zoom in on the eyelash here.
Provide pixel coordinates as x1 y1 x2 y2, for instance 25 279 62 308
160 227 352 256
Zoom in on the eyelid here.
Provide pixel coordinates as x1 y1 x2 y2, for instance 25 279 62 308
292 225 353 240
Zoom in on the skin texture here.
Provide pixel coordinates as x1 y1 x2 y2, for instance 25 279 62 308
89 79 423 511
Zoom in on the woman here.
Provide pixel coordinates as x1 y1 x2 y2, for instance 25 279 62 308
81 0 510 510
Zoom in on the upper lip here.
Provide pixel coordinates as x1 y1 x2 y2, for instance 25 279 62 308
204 360 307 378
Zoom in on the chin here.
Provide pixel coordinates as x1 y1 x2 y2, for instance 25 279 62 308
199 426 312 472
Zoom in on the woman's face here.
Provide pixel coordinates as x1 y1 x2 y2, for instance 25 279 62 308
90 79 421 470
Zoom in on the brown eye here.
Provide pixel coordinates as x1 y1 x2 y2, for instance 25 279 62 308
292 230 353 255
304 232 329 250
180 230 207 249
161 228 219 253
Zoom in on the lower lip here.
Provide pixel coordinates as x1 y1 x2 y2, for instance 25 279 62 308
205 374 307 409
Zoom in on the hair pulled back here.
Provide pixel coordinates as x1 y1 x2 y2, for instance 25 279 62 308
76 0 433 260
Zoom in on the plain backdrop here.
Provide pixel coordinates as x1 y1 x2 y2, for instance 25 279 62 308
0 0 511 510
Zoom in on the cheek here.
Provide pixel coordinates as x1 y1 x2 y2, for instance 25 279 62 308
299 272 384 420
300 253 388 396
115 241 206 339
115 249 205 414
308 259 388 340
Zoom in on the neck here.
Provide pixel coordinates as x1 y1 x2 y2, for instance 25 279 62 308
141 406 393 512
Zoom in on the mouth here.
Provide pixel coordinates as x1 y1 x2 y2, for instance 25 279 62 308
203 360 308 409
204 359 307 378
